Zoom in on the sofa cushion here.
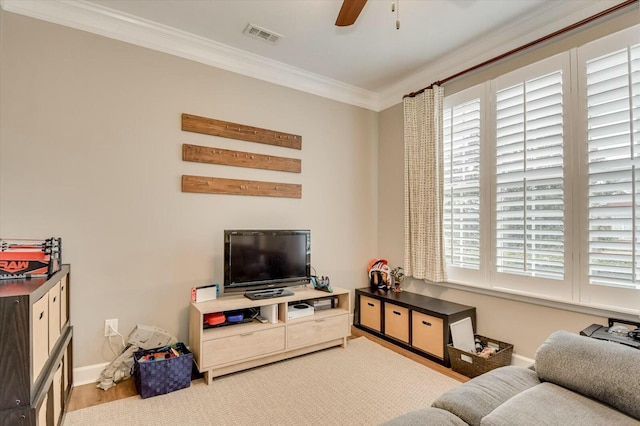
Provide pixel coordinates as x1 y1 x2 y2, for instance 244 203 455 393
535 330 640 420
380 407 467 426
431 366 540 426
480 382 640 426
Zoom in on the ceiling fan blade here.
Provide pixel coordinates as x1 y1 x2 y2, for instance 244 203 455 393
335 0 368 27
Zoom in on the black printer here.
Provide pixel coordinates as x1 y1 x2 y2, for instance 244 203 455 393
580 318 640 350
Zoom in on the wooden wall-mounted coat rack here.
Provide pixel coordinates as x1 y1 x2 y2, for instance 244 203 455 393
182 175 302 199
180 113 302 198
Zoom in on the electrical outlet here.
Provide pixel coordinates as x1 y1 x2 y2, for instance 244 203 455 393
104 319 118 337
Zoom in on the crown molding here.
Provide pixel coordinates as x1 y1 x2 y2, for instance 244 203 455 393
0 0 625 113
377 0 628 111
0 0 381 111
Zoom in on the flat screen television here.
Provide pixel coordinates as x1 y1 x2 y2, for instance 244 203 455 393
224 229 311 299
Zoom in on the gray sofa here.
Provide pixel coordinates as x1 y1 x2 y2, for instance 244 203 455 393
384 330 640 425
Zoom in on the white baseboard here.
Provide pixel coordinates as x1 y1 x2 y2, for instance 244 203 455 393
73 362 108 386
511 353 535 367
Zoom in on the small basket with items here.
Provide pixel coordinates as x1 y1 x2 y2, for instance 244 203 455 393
133 342 193 398
447 335 513 378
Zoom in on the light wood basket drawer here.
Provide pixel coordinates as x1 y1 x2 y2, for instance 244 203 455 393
412 312 444 358
287 314 348 349
360 296 381 332
37 394 48 426
49 281 61 352
202 326 285 368
63 350 69 392
32 294 49 382
384 303 409 343
53 362 63 423
60 275 68 326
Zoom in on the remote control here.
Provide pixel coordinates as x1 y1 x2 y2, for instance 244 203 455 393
256 315 268 323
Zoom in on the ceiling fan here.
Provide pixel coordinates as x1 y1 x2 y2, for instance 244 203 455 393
335 0 400 29
335 0 368 27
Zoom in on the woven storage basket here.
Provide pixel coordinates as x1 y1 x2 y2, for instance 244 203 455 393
133 342 193 398
447 335 513 378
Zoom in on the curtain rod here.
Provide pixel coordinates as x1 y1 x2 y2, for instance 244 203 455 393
403 0 638 99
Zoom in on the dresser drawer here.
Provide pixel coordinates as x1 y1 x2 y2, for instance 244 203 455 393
202 326 285 368
412 311 444 358
288 314 348 349
53 362 63 423
60 275 69 326
63 349 69 395
48 281 61 352
360 295 381 332
32 294 49 382
37 394 48 426
384 303 409 343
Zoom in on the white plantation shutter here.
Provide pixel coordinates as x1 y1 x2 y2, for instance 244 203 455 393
438 25 639 311
443 98 481 270
586 43 640 289
495 68 565 280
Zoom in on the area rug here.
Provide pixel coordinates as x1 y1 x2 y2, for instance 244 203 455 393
64 337 460 426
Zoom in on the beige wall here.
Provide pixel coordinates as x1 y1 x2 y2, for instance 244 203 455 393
377 10 640 360
0 12 378 367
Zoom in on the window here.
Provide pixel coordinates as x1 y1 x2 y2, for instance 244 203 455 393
585 43 640 288
442 25 639 312
443 96 482 269
495 69 565 281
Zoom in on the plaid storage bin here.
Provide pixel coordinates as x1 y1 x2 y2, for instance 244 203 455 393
133 342 193 398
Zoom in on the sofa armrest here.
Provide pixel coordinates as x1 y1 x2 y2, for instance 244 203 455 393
535 330 640 420
431 366 540 426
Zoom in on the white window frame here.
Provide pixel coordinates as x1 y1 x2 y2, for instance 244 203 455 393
489 52 573 300
443 84 489 286
576 25 640 312
441 25 640 315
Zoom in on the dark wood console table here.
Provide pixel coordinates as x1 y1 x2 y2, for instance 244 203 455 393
354 287 476 367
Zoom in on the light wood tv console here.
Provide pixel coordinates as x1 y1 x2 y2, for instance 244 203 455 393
189 286 350 384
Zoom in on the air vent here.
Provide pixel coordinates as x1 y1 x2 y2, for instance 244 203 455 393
243 23 283 44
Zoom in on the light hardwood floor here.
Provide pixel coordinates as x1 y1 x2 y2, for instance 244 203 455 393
67 326 469 411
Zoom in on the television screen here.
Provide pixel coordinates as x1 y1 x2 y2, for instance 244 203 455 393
224 230 310 294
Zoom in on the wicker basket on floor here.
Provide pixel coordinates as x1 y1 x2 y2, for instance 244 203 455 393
447 335 513 378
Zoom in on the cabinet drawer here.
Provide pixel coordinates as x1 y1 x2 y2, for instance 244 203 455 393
52 362 63 424
60 275 68 326
38 394 48 426
288 314 348 349
202 326 285 368
384 303 409 343
63 350 69 395
49 281 61 352
32 295 49 382
412 312 444 359
360 296 381 332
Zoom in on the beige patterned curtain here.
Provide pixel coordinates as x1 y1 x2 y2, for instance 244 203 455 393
403 86 447 282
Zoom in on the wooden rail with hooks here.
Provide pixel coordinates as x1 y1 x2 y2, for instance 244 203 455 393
182 113 302 150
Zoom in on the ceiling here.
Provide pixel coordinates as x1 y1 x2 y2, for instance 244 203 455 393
0 0 624 110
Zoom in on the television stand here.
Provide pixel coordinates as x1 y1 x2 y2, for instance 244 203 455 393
189 286 351 384
244 288 294 300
